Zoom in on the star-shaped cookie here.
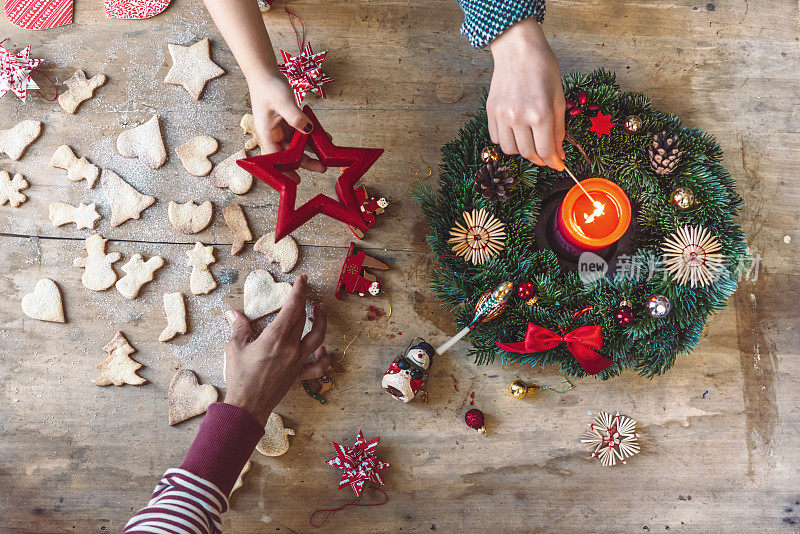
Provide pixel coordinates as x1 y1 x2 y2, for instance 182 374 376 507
163 38 224 100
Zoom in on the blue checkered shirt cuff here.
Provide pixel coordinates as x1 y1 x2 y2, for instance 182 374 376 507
458 0 546 49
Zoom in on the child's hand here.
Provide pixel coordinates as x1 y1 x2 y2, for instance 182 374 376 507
222 275 330 426
487 18 566 171
249 73 327 183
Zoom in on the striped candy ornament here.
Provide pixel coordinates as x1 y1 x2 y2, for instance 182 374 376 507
5 0 72 30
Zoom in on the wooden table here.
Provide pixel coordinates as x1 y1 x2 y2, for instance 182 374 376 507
1 1 798 531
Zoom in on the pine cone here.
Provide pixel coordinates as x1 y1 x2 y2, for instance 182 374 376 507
474 163 516 202
648 130 683 176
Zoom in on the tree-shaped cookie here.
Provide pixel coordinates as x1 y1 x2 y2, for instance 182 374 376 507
51 145 100 188
93 331 147 386
101 169 156 226
73 234 122 291
0 170 29 207
116 115 167 169
115 253 165 299
186 242 217 295
58 70 106 114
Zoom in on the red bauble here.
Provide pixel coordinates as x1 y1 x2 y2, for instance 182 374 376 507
237 106 383 241
465 408 486 434
516 281 534 300
577 90 588 106
615 305 633 326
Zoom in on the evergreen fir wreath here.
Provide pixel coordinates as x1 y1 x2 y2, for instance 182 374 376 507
416 69 747 379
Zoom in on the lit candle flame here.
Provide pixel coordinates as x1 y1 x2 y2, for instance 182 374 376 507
584 200 606 224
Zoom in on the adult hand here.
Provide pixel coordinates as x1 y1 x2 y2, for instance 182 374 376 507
223 275 331 426
249 73 327 183
487 18 566 171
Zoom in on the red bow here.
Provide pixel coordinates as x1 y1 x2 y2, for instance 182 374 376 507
496 323 612 375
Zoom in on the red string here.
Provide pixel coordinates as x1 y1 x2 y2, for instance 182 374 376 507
309 486 389 528
438 254 459 258
285 8 306 51
33 72 58 101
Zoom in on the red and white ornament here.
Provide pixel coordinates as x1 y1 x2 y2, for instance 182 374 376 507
335 242 389 299
278 43 333 107
4 0 72 29
580 411 640 466
104 0 169 19
326 430 390 497
382 340 434 403
0 44 40 102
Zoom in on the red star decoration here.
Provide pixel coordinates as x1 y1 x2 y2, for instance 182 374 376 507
589 111 615 137
236 106 383 242
326 430 390 497
0 43 41 102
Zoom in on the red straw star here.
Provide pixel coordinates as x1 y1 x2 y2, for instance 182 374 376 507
589 111 615 137
278 43 333 107
326 430 390 497
236 106 382 241
0 43 40 101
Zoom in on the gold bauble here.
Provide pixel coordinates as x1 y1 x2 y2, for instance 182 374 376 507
509 379 529 399
481 146 500 164
624 115 643 133
670 187 696 211
619 299 632 308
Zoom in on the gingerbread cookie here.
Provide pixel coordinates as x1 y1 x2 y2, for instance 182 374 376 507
0 120 41 160
176 136 218 176
255 413 295 457
222 204 252 255
168 369 218 425
58 70 106 114
0 171 28 207
209 149 253 194
168 200 213 234
186 242 217 295
21 279 65 323
231 460 250 496
49 202 101 229
73 234 121 291
253 233 299 273
159 292 187 342
240 113 264 153
164 39 224 100
115 254 165 299
117 115 167 169
101 169 156 226
243 269 292 320
50 145 100 189
93 331 146 386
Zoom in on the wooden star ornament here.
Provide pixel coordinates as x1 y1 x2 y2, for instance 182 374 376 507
589 111 615 137
236 106 382 241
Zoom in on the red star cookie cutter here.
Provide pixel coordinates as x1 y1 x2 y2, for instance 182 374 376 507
237 106 383 242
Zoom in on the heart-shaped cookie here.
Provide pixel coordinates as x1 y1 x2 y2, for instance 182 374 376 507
168 369 218 425
243 269 292 320
21 279 65 323
176 135 218 176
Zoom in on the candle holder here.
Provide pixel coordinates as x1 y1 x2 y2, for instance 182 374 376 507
535 176 638 273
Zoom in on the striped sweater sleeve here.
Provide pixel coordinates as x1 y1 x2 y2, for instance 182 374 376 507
124 402 265 534
457 0 546 49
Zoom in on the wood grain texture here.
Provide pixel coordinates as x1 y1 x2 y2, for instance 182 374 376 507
2 0 799 532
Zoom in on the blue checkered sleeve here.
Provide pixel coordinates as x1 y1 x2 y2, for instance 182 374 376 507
457 0 546 49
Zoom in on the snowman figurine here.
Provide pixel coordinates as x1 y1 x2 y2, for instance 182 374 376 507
382 340 434 402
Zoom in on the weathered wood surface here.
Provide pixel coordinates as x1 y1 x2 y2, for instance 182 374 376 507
1 0 799 532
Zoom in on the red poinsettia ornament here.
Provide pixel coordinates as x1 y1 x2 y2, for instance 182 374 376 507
326 430 391 498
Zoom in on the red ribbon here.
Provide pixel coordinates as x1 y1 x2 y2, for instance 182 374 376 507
496 323 612 375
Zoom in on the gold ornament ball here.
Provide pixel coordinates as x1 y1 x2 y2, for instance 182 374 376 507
509 379 529 399
481 146 501 164
624 115 643 133
670 187 696 210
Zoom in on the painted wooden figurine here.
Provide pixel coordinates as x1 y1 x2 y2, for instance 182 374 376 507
382 340 434 402
349 185 388 239
335 242 389 299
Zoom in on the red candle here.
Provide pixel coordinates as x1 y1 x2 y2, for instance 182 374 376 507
555 178 631 252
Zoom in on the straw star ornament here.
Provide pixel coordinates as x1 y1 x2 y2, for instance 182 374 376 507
660 225 725 287
447 208 506 265
580 411 640 466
